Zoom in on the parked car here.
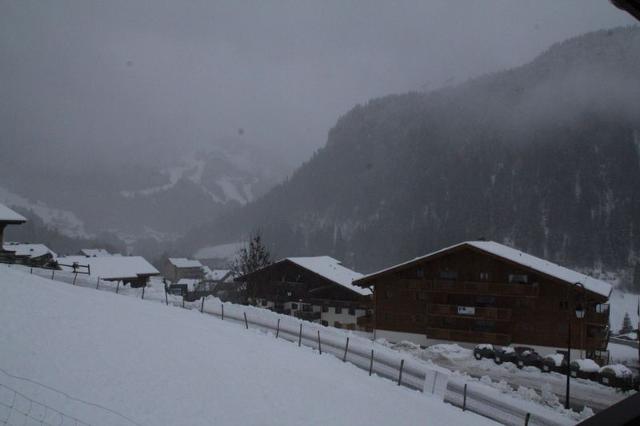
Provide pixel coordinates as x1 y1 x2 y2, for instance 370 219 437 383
570 359 601 381
514 347 543 369
494 346 518 365
599 364 634 389
542 353 566 373
473 344 495 360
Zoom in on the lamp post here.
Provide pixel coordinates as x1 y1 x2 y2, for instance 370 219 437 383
565 282 585 410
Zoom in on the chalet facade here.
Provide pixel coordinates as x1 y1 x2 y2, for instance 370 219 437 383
236 256 372 330
0 204 27 261
163 258 204 283
353 241 612 359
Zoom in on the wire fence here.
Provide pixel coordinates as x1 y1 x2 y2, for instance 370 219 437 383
2 262 573 425
0 369 141 426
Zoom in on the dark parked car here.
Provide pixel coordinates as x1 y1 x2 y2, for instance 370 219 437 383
542 353 567 373
515 347 543 369
473 344 496 360
494 346 518 365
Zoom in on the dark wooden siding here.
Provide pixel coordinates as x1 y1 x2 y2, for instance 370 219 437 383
369 246 609 351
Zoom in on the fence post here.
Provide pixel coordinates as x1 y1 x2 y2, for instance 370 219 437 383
343 337 350 362
51 269 55 280
164 288 168 305
462 383 468 411
431 371 439 394
298 324 303 347
30 267 33 274
96 277 100 289
116 280 120 294
200 297 205 313
317 330 322 354
221 304 224 320
524 413 531 426
369 349 374 376
398 359 405 386
275 319 280 338
182 297 185 308
72 272 78 286
141 286 145 300
244 312 249 329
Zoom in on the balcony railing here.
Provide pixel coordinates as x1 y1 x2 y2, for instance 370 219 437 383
423 280 539 297
426 327 511 346
585 304 610 325
426 304 512 321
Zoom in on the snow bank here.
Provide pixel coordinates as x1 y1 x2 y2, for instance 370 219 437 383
0 266 495 426
546 354 565 367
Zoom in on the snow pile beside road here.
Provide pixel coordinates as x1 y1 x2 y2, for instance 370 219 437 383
0 266 495 426
572 359 600 373
423 344 473 362
600 364 633 378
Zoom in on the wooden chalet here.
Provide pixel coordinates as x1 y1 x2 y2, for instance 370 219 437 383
3 242 56 267
0 204 27 261
163 257 204 283
236 256 372 330
353 241 612 359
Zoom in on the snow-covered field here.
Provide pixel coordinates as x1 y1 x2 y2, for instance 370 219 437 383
0 266 496 426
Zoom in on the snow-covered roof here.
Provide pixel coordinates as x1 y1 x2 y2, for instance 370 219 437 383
204 268 233 282
285 256 370 296
355 240 612 298
0 204 26 223
168 258 203 268
3 242 56 259
58 255 159 280
80 248 111 257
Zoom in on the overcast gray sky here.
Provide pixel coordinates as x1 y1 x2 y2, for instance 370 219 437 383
0 0 634 168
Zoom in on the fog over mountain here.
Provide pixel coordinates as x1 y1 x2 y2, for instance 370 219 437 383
183 26 640 273
0 1 636 259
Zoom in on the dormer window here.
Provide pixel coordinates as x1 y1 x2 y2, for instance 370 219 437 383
479 272 489 281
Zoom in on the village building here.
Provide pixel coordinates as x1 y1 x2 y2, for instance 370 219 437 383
235 256 372 330
163 258 204 283
79 248 113 257
0 204 27 261
58 255 160 288
353 240 612 360
3 242 56 267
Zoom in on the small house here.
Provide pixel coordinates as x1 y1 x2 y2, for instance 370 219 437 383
3 242 56 267
163 258 204 283
79 248 112 257
235 256 371 330
0 204 27 261
58 255 160 288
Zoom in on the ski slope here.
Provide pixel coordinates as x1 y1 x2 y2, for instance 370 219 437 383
0 266 496 426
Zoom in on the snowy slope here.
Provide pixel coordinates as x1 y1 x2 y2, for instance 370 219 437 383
0 266 496 426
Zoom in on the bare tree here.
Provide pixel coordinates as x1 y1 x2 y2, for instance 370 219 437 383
230 232 272 277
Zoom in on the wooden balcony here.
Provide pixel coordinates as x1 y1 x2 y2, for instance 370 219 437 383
423 280 539 298
585 304 610 325
426 327 511 346
426 304 512 321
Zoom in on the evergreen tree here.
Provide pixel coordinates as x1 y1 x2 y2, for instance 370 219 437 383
621 312 633 334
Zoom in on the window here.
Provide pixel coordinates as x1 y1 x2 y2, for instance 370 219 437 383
508 274 528 284
476 295 496 307
559 300 569 311
335 307 342 314
386 290 393 299
322 305 328 313
348 308 355 315
416 268 424 278
479 272 489 281
321 320 329 326
261 300 268 306
472 319 496 333
302 304 312 312
439 270 458 280
334 321 343 329
291 303 298 310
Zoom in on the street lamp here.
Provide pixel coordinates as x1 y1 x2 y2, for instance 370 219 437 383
565 282 585 410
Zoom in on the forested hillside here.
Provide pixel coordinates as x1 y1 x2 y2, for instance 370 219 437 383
184 27 640 273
